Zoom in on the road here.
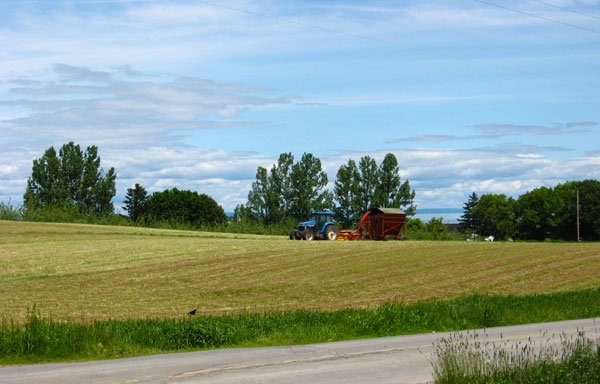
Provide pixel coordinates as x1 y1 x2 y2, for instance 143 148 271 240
1 318 598 384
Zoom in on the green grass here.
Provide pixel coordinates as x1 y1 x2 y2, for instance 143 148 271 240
2 289 600 364
433 329 600 383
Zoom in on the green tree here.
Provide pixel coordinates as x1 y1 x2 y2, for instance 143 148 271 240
289 153 333 220
554 180 600 241
459 192 479 233
333 159 361 227
123 183 148 222
357 156 378 213
247 166 282 225
470 194 516 240
24 142 116 216
374 153 416 215
144 188 226 227
516 186 558 240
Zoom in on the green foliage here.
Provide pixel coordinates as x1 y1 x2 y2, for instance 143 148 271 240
2 288 600 364
244 152 333 223
333 159 361 228
357 155 378 213
24 142 116 217
373 153 416 214
0 200 23 221
462 179 600 241
406 217 461 240
470 194 516 240
123 183 148 222
142 188 227 228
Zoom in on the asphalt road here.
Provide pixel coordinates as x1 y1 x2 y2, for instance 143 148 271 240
1 318 598 384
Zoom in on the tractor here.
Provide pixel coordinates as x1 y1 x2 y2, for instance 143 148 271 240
289 211 339 241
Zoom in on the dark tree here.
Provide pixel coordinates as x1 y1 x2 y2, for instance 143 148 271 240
515 186 557 240
24 142 116 216
123 183 148 222
459 192 479 233
470 194 516 240
554 180 600 241
144 188 226 227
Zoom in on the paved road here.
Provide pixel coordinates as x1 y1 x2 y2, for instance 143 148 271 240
1 318 598 384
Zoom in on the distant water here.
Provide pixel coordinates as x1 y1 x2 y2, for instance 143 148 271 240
413 208 462 224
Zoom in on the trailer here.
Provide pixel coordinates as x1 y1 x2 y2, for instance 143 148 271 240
338 207 407 240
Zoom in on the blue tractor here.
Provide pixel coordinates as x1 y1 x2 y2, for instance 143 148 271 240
289 211 339 241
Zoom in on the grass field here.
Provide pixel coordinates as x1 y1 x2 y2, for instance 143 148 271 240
1 220 599 321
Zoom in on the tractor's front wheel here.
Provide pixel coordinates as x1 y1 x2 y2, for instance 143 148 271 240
303 229 314 241
325 225 338 240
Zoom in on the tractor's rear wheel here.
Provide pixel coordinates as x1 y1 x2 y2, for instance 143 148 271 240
325 225 338 240
303 229 314 241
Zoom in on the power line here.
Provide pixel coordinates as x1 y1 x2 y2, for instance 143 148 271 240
474 0 600 35
192 0 377 43
529 0 600 21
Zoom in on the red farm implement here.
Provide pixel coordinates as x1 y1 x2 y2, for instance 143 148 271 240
338 207 407 240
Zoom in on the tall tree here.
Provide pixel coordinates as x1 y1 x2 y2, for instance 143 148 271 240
289 153 333 220
357 156 378 213
24 142 116 216
334 159 361 227
459 192 479 232
247 166 281 224
123 183 148 221
554 180 600 241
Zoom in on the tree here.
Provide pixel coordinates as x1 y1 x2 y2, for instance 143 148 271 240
143 188 226 227
247 166 281 224
515 186 557 240
289 152 333 220
333 159 361 227
357 156 378 213
373 153 416 215
459 192 479 233
470 194 516 240
123 183 148 222
24 142 116 216
554 180 600 241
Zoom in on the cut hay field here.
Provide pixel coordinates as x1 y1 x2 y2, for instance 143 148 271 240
1 220 599 321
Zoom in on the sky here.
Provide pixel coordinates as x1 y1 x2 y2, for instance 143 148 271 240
1 0 599 216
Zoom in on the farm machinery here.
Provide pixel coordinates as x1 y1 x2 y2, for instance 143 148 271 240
289 211 339 240
338 207 407 240
289 207 407 241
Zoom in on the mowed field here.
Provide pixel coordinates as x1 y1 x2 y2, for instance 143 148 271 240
1 220 599 321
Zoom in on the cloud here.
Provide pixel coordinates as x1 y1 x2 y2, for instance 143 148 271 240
474 123 591 136
0 64 293 149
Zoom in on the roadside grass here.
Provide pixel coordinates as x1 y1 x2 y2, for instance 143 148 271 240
2 289 600 364
2 221 600 321
433 329 600 383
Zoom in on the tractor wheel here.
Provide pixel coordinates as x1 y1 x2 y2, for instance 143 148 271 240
303 229 315 241
289 230 295 240
325 225 338 240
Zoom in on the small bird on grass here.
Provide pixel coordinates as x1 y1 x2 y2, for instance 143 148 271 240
188 308 197 316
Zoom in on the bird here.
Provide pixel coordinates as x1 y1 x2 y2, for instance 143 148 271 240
188 308 197 316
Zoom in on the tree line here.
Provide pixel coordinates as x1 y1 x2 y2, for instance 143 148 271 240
459 180 600 241
233 152 416 228
22 143 415 230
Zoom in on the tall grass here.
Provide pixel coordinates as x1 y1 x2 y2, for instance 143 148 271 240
433 330 600 383
2 289 600 364
0 200 23 221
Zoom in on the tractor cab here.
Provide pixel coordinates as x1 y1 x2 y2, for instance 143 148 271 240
290 211 338 241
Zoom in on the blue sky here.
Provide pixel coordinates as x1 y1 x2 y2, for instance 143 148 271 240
1 0 599 214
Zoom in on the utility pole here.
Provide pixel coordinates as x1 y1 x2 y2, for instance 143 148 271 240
576 189 580 242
